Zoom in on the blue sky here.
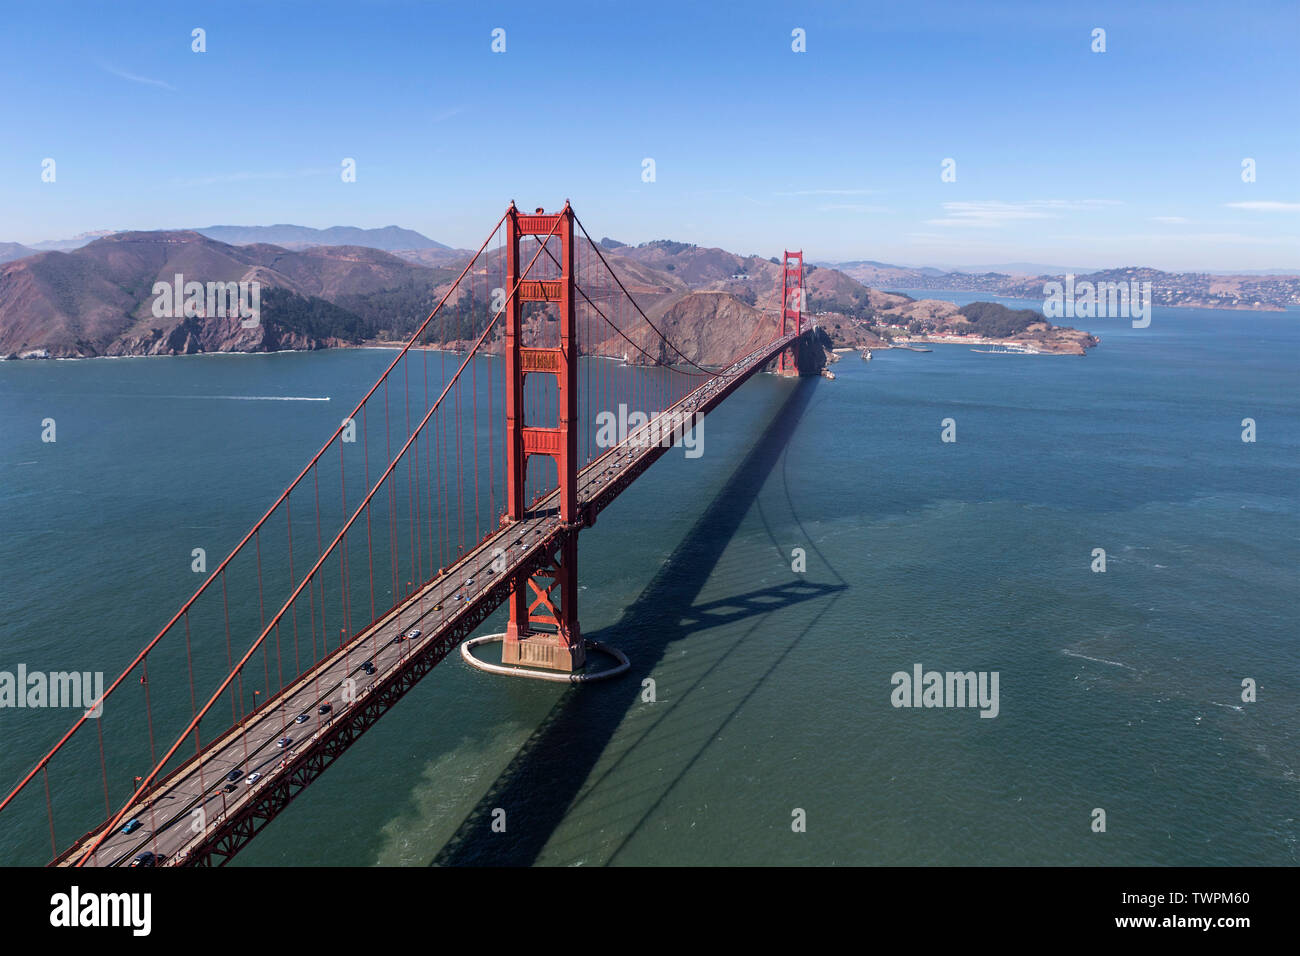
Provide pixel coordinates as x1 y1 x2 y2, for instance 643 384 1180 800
1 0 1297 270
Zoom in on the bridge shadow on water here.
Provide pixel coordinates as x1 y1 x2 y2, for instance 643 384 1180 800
429 376 846 866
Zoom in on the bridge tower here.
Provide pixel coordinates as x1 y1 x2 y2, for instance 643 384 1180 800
501 202 586 671
778 250 804 376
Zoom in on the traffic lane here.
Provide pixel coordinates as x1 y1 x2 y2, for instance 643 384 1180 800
94 512 557 863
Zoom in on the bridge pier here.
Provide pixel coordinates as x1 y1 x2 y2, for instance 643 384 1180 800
502 530 585 670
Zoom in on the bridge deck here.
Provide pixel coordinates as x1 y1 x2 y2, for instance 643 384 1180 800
58 333 796 867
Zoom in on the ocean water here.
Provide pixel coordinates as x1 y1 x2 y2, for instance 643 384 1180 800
0 303 1296 866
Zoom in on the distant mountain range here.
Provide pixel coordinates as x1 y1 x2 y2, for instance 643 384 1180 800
823 260 1105 276
0 242 38 264
193 224 450 251
8 227 1297 307
6 224 1294 362
10 225 451 256
825 260 1300 310
0 230 1100 361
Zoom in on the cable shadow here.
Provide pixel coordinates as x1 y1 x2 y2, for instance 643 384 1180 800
429 375 841 865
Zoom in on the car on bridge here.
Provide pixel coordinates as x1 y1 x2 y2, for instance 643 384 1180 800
246 772 261 785
318 703 332 715
121 818 141 835
295 713 310 724
226 769 242 782
129 851 159 867
277 736 292 749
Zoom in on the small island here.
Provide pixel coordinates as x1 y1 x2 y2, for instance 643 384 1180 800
813 295 1099 357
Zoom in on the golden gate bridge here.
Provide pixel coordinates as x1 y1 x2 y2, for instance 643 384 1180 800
0 202 811 866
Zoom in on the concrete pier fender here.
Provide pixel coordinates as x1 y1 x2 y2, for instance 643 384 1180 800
461 634 630 683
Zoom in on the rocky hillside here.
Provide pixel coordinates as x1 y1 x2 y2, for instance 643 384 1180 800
0 230 1096 363
0 232 459 359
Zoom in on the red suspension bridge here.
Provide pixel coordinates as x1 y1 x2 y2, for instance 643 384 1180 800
0 202 811 867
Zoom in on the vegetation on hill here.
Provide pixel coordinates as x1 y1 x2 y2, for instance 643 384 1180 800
956 301 1048 337
809 288 873 319
640 240 695 255
261 288 368 343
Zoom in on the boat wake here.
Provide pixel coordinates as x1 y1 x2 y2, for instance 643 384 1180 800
163 395 331 402
1062 648 1136 670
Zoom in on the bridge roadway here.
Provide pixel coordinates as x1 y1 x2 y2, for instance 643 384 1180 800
57 333 796 867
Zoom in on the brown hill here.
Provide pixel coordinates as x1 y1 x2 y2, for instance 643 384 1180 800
0 228 1095 363
0 232 454 358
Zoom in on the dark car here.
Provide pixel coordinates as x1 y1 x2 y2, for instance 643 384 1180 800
318 703 332 715
222 783 237 793
225 769 242 782
129 851 159 867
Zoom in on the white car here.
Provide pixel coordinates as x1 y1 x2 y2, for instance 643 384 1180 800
245 772 261 785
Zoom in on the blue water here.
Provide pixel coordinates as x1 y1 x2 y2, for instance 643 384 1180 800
1 304 1296 865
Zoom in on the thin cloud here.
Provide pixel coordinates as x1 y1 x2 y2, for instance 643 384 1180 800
97 61 175 90
1224 201 1300 212
926 199 1122 228
1150 216 1190 224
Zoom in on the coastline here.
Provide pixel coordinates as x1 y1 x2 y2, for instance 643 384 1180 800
896 286 1287 313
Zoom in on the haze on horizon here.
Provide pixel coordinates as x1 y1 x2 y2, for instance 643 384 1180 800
1 0 1296 272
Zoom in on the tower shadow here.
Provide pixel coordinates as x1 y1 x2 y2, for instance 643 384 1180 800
430 375 843 865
